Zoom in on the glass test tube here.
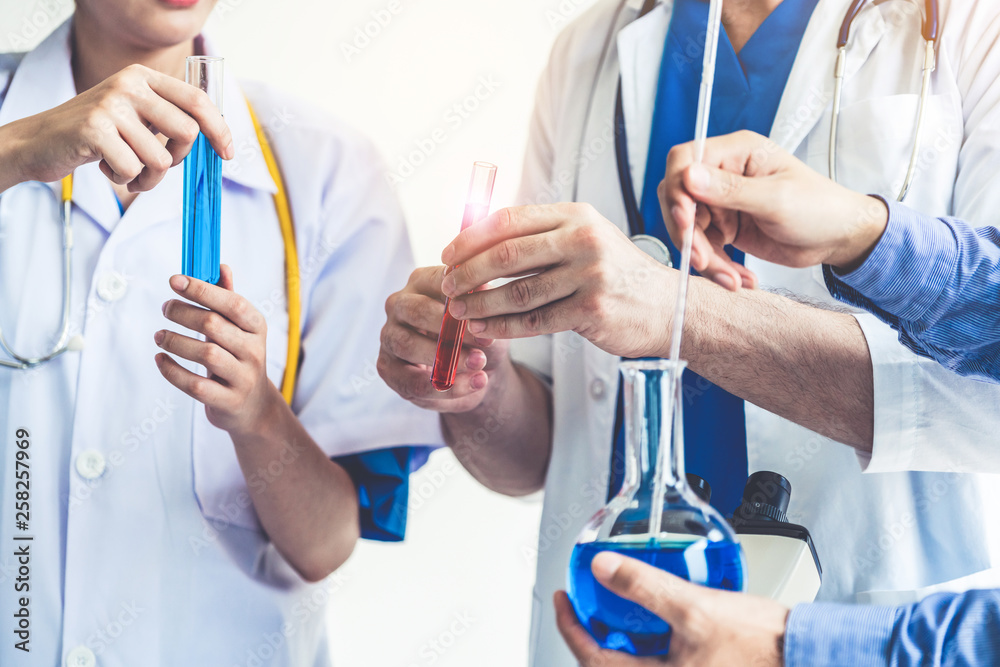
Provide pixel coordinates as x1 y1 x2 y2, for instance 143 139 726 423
182 56 224 285
430 162 498 392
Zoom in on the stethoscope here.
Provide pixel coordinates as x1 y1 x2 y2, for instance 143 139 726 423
0 102 304 405
589 0 941 263
0 174 81 369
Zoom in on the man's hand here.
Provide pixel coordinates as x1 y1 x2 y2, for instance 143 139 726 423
0 63 232 194
155 265 281 438
555 551 787 667
440 203 688 359
378 265 511 413
658 130 890 289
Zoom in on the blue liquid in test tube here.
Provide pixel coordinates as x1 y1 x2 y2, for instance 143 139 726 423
182 56 224 285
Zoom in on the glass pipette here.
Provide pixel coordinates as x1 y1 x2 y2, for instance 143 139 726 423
649 0 724 539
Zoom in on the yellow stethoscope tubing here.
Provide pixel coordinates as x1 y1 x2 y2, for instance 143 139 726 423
0 104 303 407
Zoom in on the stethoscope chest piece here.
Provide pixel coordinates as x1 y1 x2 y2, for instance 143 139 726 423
631 234 673 267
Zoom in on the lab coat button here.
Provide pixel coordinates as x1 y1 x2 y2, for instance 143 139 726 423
96 271 128 302
66 646 97 667
590 378 607 400
75 450 106 480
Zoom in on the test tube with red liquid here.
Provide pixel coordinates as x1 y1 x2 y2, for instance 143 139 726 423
431 162 498 391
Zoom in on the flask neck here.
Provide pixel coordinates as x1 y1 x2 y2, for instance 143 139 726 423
622 363 686 501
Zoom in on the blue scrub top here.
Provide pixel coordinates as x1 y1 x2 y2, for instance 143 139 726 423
609 0 819 515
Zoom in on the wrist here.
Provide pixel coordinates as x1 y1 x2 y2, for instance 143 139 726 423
0 121 31 192
230 382 289 443
830 194 889 273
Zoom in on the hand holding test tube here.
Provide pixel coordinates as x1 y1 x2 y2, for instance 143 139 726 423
182 56 224 285
431 162 498 391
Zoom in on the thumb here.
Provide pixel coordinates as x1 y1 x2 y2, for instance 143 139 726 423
684 163 771 218
591 551 698 625
218 264 235 292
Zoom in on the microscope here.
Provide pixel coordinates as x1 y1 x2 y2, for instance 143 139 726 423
730 471 823 605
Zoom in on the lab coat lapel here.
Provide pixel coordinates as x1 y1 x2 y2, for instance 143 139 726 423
771 0 887 153
617 0 674 200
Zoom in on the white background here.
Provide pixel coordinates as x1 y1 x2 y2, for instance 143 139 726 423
0 0 602 665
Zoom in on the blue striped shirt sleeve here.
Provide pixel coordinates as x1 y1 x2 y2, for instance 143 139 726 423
784 590 1000 666
823 199 1000 383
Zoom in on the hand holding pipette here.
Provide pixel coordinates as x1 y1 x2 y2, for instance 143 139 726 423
659 130 890 289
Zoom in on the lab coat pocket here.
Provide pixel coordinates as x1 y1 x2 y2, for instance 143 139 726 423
190 315 290 532
816 92 962 205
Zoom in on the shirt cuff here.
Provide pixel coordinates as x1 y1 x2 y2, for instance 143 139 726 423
333 445 434 542
826 199 958 322
784 602 901 667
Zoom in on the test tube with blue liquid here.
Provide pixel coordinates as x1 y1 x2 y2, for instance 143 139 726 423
182 56 223 285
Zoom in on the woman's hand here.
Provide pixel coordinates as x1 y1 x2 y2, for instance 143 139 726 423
3 63 232 193
555 551 788 667
658 130 889 289
155 264 281 438
378 265 510 413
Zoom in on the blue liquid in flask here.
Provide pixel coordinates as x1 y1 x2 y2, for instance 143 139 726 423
568 537 745 656
182 131 222 285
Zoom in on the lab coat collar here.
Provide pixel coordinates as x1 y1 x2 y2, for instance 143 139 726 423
200 34 278 196
0 19 277 235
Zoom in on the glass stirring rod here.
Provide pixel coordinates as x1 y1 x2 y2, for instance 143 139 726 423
650 0 724 539
431 162 498 391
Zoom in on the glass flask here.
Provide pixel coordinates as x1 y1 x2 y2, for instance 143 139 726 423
567 359 747 656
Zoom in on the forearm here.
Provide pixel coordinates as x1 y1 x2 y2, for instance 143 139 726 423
230 391 360 582
679 278 874 452
440 359 553 496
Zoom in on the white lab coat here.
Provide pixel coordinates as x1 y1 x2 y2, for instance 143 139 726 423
0 21 441 667
514 0 1000 664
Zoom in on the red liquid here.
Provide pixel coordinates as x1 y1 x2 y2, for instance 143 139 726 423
431 203 490 391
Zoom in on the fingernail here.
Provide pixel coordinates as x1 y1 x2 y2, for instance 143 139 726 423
225 142 235 160
468 320 486 334
161 301 169 316
441 275 457 297
467 349 487 369
170 275 190 291
670 204 686 225
689 164 711 191
716 273 737 291
441 245 455 265
470 372 487 390
449 299 466 318
591 552 625 581
153 330 165 345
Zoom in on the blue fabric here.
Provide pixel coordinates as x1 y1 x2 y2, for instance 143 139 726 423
784 590 1000 666
114 194 124 215
332 445 433 542
610 0 819 515
825 200 1000 384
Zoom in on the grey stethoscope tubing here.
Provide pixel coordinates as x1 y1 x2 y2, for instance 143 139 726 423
0 185 81 369
830 0 940 202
